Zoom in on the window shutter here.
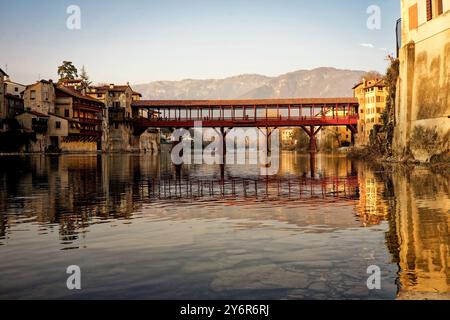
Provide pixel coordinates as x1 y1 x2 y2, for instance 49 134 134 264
409 4 418 30
437 0 443 15
426 0 432 21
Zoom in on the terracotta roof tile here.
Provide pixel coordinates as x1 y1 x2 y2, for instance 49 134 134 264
56 86 104 105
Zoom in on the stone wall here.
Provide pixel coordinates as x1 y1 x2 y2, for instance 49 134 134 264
107 122 160 153
108 122 134 152
61 140 97 153
140 130 160 154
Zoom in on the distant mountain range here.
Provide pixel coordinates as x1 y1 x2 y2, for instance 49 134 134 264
133 67 366 100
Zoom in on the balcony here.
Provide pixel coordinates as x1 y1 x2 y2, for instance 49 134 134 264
77 117 102 125
79 130 102 137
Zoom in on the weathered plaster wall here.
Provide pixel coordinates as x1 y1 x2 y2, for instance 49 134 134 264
394 16 450 162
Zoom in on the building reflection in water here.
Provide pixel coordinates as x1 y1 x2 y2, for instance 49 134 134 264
390 167 450 299
355 162 390 226
0 152 448 299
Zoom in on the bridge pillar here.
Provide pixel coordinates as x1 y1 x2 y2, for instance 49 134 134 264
220 127 226 180
310 152 316 178
309 130 317 153
300 126 321 153
171 134 183 178
347 125 357 146
220 127 226 165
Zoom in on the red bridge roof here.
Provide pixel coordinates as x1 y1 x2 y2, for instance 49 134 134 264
132 97 358 108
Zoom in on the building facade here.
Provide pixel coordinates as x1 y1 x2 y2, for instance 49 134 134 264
86 83 159 153
15 110 50 152
86 83 135 152
5 79 26 97
394 0 449 161
23 80 56 115
87 83 134 117
353 79 388 146
55 86 104 152
5 94 25 119
0 68 7 121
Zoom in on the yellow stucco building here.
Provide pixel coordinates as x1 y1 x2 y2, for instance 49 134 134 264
394 0 449 162
353 79 388 146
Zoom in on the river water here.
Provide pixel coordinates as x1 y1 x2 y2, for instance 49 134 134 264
0 150 448 300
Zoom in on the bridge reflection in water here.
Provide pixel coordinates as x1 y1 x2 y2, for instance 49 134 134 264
0 153 448 299
146 175 359 203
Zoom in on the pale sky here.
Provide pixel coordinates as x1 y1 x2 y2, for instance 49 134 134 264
0 0 400 85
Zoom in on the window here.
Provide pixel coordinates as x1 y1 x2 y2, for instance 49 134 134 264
56 121 61 129
30 90 36 100
427 0 444 21
65 109 70 117
14 87 18 92
97 94 102 98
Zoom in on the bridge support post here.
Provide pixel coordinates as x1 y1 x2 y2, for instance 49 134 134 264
300 126 322 153
309 130 317 153
220 127 226 180
310 152 316 178
347 125 357 146
171 133 183 178
220 127 226 165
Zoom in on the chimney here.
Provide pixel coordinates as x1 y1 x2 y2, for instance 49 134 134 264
362 77 366 87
